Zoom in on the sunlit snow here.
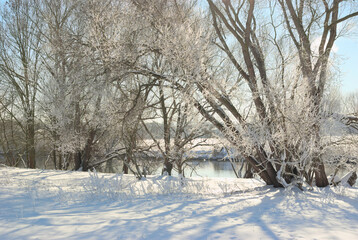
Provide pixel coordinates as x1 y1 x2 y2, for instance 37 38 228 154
0 167 357 240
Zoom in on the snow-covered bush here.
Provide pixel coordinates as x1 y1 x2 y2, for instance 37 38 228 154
83 170 135 201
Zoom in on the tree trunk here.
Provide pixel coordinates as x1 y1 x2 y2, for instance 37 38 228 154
73 100 81 170
27 118 36 169
314 161 329 187
244 163 253 178
245 156 282 187
162 157 173 176
74 152 82 170
122 163 129 174
52 148 57 170
106 159 114 173
123 150 131 174
177 162 184 177
81 129 96 171
347 172 357 187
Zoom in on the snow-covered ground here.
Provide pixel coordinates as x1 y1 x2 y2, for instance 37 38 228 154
0 167 357 240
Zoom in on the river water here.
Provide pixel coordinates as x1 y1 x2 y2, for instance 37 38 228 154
38 155 349 179
166 160 349 179
166 160 242 178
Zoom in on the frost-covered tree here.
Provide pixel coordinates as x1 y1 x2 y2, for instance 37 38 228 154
0 0 43 168
131 0 358 187
344 91 358 119
71 0 161 174
142 81 208 177
38 0 115 170
202 0 358 187
0 0 356 189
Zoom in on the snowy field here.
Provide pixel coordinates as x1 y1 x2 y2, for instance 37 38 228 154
0 167 358 240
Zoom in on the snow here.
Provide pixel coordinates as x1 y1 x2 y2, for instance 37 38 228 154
1 167 358 240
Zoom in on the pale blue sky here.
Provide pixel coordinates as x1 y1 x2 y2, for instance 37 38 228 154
335 37 358 94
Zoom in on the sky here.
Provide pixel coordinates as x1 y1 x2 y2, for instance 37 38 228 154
335 36 358 95
0 0 356 95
